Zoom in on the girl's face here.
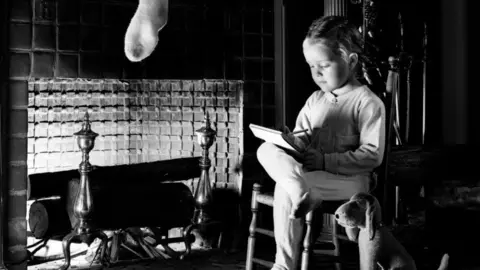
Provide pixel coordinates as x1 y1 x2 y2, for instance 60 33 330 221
302 38 353 93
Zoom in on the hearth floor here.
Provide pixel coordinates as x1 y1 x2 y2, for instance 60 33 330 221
24 236 480 270
28 248 366 270
24 212 428 270
28 247 247 270
27 237 247 270
25 207 480 270
27 238 358 270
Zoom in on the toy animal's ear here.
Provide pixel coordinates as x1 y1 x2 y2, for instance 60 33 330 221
365 195 376 241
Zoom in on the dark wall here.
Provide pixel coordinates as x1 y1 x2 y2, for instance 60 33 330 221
284 1 323 129
467 1 476 144
422 0 442 145
6 0 272 81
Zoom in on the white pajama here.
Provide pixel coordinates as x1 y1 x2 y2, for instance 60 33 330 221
256 86 386 270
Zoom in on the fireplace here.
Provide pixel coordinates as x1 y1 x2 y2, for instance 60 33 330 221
24 78 245 258
0 0 276 268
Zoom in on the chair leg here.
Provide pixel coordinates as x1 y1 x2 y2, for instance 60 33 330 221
394 185 408 225
301 211 313 270
331 215 342 270
395 185 400 224
246 183 261 270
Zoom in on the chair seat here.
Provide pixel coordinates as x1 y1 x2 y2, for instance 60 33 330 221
253 190 346 214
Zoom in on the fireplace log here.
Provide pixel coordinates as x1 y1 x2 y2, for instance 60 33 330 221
67 181 195 230
27 170 77 201
27 157 201 200
28 198 72 239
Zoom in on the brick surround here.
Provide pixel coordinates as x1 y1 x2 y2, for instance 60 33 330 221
27 78 244 190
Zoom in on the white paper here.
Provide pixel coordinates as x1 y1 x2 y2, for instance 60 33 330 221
249 124 300 153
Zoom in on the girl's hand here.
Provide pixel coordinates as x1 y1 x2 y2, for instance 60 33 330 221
279 126 295 140
303 148 324 171
279 125 298 147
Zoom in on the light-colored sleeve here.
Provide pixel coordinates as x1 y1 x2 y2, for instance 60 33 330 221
291 94 316 151
324 97 386 175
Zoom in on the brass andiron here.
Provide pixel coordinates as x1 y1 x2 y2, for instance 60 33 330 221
182 112 217 257
193 112 216 224
61 112 108 270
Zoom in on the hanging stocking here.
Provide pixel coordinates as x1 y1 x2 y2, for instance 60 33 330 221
124 0 169 62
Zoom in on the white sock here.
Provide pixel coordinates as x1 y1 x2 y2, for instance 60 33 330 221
124 0 169 62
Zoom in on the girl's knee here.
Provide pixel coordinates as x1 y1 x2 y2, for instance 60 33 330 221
273 185 292 208
256 142 277 163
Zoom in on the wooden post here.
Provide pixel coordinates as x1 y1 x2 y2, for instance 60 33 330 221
245 184 260 270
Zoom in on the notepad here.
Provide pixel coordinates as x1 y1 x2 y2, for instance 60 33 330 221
249 124 304 155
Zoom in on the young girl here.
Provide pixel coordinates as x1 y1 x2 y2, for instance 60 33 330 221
256 16 386 270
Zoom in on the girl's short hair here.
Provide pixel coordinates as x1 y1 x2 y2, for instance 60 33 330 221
305 16 364 62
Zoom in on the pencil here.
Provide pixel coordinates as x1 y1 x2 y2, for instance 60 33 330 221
291 129 308 135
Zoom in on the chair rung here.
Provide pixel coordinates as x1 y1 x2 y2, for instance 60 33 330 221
255 227 275 238
313 249 336 257
313 254 343 263
313 241 336 250
336 234 350 241
256 194 274 206
252 257 275 268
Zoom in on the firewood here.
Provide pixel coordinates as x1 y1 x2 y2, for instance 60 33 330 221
28 197 72 239
120 243 144 259
110 233 120 263
28 157 201 200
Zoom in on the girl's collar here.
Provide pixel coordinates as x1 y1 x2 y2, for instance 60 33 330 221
324 85 363 103
332 78 362 96
331 86 354 97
